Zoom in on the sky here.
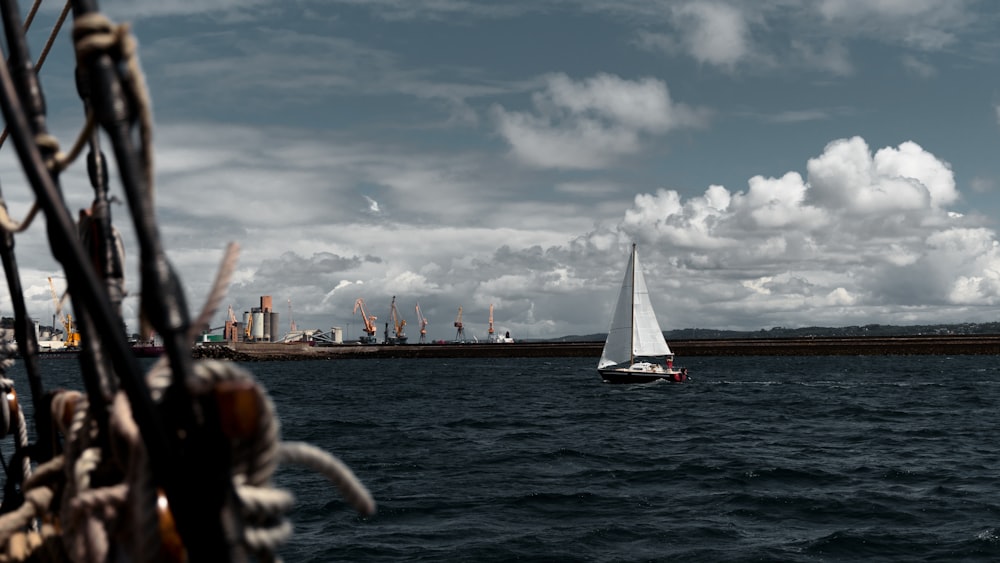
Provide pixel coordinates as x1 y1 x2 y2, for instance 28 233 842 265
1 0 1000 342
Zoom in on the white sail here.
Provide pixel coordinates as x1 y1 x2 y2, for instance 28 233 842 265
598 245 671 369
631 252 671 358
598 248 637 369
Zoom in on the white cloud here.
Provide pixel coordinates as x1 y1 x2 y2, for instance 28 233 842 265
816 0 972 50
733 172 829 229
364 196 382 214
588 135 994 330
623 0 983 76
805 137 956 214
826 287 856 306
492 73 708 169
671 2 751 68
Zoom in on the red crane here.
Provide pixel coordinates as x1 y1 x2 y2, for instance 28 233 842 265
353 298 378 344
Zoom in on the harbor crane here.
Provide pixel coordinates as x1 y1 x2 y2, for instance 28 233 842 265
454 306 465 342
47 277 80 348
488 303 497 343
415 303 428 344
390 296 407 345
244 309 253 341
353 298 378 344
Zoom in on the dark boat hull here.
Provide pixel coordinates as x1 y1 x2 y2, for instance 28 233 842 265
598 368 689 384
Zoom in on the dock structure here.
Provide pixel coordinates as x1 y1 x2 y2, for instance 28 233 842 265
192 335 1000 361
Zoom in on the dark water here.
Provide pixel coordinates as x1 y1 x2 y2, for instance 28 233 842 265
12 355 1000 561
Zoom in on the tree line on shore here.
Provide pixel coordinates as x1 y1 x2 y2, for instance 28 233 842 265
556 322 1000 343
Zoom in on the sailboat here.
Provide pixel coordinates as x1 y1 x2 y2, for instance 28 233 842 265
598 243 689 384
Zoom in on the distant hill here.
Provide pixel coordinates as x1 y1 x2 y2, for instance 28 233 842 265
548 322 1000 343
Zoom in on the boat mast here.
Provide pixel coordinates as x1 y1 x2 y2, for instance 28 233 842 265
629 243 636 366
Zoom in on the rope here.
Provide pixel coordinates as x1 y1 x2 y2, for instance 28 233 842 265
0 0 74 151
72 13 155 198
34 0 71 71
0 200 39 233
21 0 42 31
0 1 87 235
0 279 378 562
0 344 32 515
278 442 377 517
0 6 378 560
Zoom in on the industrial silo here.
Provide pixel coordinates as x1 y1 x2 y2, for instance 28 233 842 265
270 312 280 342
252 310 265 341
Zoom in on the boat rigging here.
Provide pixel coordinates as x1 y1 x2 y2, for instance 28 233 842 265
0 2 375 560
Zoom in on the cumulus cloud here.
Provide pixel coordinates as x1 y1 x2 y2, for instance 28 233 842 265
590 135 998 330
492 73 708 169
805 137 956 214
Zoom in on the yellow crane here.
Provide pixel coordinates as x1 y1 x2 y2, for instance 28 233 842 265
244 308 253 341
353 298 378 344
47 277 80 348
390 296 407 344
454 306 465 342
415 303 428 344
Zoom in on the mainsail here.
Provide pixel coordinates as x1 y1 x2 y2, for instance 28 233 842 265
598 244 671 368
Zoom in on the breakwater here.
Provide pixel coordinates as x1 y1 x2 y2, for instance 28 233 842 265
191 334 1000 361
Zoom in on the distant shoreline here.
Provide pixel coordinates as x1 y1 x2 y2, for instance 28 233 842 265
191 334 1000 361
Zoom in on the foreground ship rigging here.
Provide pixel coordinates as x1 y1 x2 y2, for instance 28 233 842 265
0 1 373 561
